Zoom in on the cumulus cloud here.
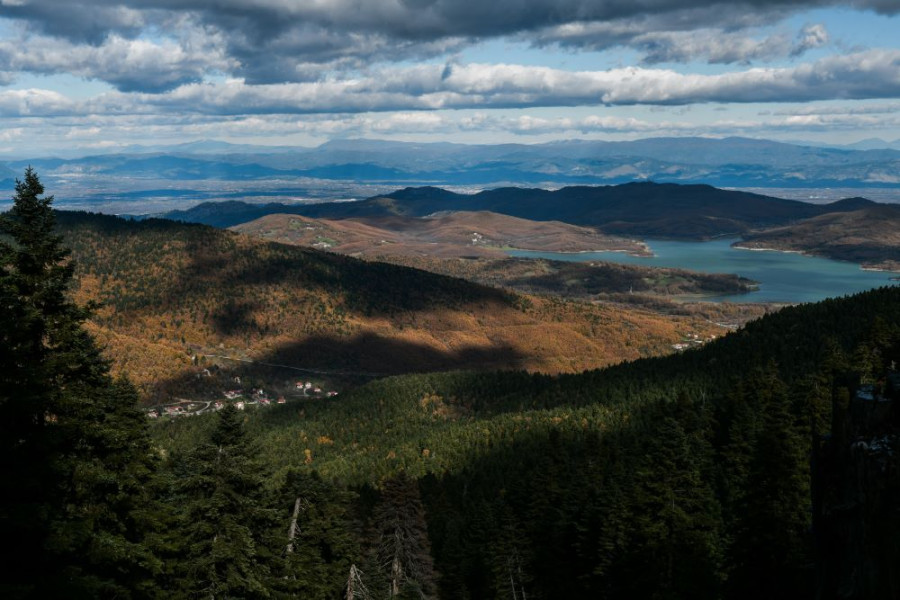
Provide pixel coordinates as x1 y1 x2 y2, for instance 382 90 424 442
0 88 77 116
1 0 898 151
0 30 234 92
0 1 894 90
772 102 900 116
792 23 829 55
5 1 897 42
4 49 900 119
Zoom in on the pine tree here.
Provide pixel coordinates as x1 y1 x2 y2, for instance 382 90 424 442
372 473 437 599
727 366 813 599
273 469 359 599
618 406 723 599
0 168 158 597
171 404 279 599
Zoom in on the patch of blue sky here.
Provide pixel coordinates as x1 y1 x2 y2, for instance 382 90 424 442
1 73 114 99
784 7 900 50
457 37 644 71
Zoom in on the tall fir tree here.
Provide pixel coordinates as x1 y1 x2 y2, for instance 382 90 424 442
0 168 158 598
372 472 438 600
272 469 359 599
727 365 813 599
170 403 279 599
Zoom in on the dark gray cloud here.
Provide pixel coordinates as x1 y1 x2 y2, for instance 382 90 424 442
6 1 895 41
0 0 897 92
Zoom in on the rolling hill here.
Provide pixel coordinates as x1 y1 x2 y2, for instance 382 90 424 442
231 212 758 302
230 211 650 257
163 182 873 239
735 203 900 270
56 211 733 400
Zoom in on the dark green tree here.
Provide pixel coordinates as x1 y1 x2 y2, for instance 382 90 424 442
727 366 813 599
619 410 724 600
371 472 438 599
272 469 359 599
0 168 158 598
170 404 279 599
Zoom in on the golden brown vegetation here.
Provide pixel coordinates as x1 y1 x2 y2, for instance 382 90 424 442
59 212 734 401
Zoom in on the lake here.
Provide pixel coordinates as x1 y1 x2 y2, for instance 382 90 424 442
508 238 900 304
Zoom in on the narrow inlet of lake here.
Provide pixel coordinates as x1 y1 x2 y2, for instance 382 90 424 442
507 238 900 304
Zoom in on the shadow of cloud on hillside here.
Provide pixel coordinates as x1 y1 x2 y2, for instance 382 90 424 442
263 332 527 375
167 225 516 338
148 331 527 401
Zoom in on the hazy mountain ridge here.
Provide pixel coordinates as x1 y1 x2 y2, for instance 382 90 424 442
4 137 900 207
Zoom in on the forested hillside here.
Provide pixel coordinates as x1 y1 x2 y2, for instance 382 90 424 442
56 211 726 399
152 285 900 599
163 182 871 238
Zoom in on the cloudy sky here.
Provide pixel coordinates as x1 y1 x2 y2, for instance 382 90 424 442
1 0 900 154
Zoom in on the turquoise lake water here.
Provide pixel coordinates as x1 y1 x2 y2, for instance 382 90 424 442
507 239 900 304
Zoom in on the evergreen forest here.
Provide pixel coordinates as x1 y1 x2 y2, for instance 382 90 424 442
2 169 899 599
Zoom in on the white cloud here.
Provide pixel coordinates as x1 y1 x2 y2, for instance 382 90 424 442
4 49 900 120
0 27 234 92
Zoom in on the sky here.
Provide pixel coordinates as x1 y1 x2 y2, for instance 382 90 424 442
1 0 900 155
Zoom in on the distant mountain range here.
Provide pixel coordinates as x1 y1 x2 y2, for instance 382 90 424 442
161 182 874 238
3 136 900 196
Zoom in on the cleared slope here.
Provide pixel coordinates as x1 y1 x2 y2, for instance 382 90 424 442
233 213 758 301
231 211 649 257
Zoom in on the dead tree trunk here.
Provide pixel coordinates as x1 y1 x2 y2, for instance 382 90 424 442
285 496 304 555
345 564 372 600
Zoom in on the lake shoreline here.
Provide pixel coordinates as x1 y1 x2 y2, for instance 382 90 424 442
507 238 900 304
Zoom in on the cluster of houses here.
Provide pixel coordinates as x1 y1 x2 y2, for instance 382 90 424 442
296 381 339 398
672 332 717 352
147 379 340 419
148 400 208 419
